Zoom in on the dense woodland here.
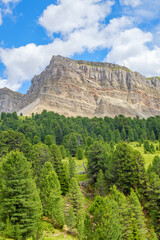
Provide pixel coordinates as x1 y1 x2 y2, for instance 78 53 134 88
0 111 160 239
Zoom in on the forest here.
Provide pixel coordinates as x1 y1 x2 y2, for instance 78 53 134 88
0 110 160 239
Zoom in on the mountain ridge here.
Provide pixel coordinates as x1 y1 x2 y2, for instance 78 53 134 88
0 55 160 118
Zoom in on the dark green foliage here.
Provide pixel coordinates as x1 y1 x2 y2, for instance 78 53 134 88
39 162 64 228
32 143 51 179
144 140 150 152
113 143 146 194
63 133 80 156
50 144 69 195
76 146 84 160
147 155 160 178
0 130 32 159
87 141 108 182
147 172 160 238
0 151 42 239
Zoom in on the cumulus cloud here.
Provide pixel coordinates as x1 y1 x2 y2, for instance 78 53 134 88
0 15 132 90
0 0 160 91
38 0 114 36
105 28 160 77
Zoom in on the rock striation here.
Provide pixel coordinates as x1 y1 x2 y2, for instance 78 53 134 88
1 55 160 118
0 88 24 113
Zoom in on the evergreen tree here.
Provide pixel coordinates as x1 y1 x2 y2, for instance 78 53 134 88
77 211 84 240
66 205 77 231
147 155 160 178
150 130 156 142
68 177 84 216
147 172 160 238
87 141 108 182
144 140 150 152
44 135 54 146
76 146 84 160
69 157 76 180
0 151 42 239
59 145 66 159
95 169 106 197
32 143 51 178
39 162 64 228
50 144 69 194
129 189 148 240
113 143 146 194
84 195 123 240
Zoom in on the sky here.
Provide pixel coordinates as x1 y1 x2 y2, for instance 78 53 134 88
0 0 160 93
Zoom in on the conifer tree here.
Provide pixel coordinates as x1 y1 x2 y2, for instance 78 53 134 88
0 151 42 239
147 172 160 238
77 211 84 240
87 141 107 182
76 146 84 160
39 162 64 228
68 177 84 216
69 157 76 180
129 189 148 240
50 144 69 194
32 142 51 178
95 169 106 197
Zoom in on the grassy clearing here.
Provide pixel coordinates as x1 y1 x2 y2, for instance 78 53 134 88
128 141 160 169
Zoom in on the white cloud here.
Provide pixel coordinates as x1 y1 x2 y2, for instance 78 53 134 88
0 0 160 91
120 0 141 7
105 28 160 77
0 14 133 90
38 0 114 36
1 0 21 4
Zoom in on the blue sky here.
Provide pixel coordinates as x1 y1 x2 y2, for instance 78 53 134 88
0 0 160 93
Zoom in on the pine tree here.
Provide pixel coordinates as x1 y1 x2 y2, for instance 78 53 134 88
95 169 106 197
66 205 77 231
84 195 123 240
147 172 160 238
77 211 84 240
32 142 51 178
68 177 84 216
87 141 107 182
50 144 69 194
39 162 64 228
129 189 148 240
69 157 76 180
0 151 42 239
76 146 84 160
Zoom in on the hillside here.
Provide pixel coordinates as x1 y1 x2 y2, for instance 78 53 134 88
0 55 160 118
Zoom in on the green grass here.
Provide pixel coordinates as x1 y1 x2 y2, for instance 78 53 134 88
128 141 160 169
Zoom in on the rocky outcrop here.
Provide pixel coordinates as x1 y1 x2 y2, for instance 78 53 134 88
0 88 24 113
18 56 160 118
0 56 160 118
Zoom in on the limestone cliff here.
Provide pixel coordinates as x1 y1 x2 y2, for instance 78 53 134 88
18 56 160 118
0 88 24 113
0 56 160 118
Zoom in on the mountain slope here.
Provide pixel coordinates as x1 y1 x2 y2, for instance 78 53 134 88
1 55 160 118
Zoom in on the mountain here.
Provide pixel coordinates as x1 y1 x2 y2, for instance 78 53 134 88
1 55 160 118
0 87 24 113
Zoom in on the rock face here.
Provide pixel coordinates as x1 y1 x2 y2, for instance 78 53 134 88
0 88 24 113
1 55 160 118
